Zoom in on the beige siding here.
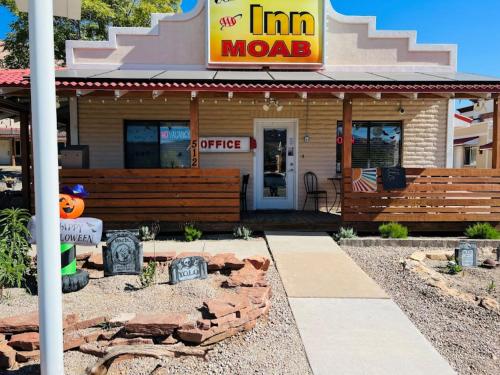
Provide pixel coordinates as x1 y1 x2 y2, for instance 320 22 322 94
79 97 448 211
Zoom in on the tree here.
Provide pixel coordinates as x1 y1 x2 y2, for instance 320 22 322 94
0 0 182 68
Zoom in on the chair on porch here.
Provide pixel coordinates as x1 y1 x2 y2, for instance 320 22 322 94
302 172 328 212
240 174 250 212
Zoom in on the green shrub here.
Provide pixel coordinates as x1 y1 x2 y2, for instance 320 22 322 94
139 221 160 242
233 225 253 240
139 261 157 289
446 261 463 275
184 224 202 242
333 227 357 242
0 208 32 296
464 222 500 240
378 222 408 239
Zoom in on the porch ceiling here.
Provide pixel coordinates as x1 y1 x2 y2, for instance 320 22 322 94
1 69 499 98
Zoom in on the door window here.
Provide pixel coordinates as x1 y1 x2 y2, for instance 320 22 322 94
263 128 287 198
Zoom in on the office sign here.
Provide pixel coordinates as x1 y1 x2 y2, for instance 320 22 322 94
208 0 325 67
200 137 252 152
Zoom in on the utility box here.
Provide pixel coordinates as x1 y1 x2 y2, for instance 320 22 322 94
61 146 89 169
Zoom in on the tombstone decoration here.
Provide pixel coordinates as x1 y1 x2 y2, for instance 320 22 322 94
169 256 208 285
381 167 407 190
455 241 478 267
103 231 143 276
497 244 500 263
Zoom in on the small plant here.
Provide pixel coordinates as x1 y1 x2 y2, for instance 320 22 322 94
333 227 357 242
378 222 408 239
446 261 463 275
465 222 500 240
139 261 157 289
486 280 496 295
0 208 32 297
233 225 253 240
184 224 202 242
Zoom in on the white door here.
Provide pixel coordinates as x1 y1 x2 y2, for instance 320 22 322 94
254 119 297 210
0 139 12 165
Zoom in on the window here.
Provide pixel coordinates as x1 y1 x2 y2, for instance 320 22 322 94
125 121 191 168
463 146 477 166
14 140 21 156
336 121 402 173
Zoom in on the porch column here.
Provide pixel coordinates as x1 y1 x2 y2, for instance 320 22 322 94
11 138 16 166
19 111 32 210
341 96 353 217
190 97 200 168
493 94 500 169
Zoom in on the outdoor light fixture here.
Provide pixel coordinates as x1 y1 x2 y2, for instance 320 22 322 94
262 97 283 112
398 102 406 115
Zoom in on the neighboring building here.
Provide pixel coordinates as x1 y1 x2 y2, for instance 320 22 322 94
0 117 20 165
454 100 494 168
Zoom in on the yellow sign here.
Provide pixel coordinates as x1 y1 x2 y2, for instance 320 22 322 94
208 0 325 67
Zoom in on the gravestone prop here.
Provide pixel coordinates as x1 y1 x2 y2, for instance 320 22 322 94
381 167 407 190
497 245 500 263
103 231 143 276
455 241 478 267
169 256 208 285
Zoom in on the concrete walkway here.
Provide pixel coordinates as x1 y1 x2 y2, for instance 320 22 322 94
266 232 455 375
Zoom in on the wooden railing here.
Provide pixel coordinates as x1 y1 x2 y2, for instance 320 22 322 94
59 169 241 223
343 168 500 222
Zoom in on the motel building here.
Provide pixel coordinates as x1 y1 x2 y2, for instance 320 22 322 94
0 0 499 232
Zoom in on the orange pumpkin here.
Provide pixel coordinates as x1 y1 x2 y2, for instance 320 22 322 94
59 194 85 219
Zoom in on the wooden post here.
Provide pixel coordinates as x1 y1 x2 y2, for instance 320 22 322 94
190 97 200 168
341 96 353 219
493 95 500 169
11 138 16 166
19 111 32 210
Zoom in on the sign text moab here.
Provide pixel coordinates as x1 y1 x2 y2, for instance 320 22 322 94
208 0 325 67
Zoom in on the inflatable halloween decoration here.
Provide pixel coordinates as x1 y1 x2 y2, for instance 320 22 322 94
29 184 102 293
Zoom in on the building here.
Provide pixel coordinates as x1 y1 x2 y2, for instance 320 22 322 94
454 100 494 168
0 0 499 230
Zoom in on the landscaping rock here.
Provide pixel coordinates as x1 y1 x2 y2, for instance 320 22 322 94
158 335 178 345
244 256 271 271
0 312 78 334
176 252 211 263
8 332 39 351
109 313 136 327
16 350 40 363
0 343 16 369
225 263 268 288
124 314 187 336
109 338 154 347
207 253 231 271
223 255 245 270
98 328 122 341
479 297 499 312
196 319 211 330
237 286 272 306
79 342 108 357
86 253 104 270
76 252 93 262
210 313 237 328
409 251 427 262
144 251 176 262
65 316 107 332
203 294 250 318
426 251 453 261
63 329 103 351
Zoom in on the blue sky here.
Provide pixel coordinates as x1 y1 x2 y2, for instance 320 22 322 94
0 0 499 77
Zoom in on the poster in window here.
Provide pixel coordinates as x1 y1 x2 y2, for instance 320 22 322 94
381 167 407 190
352 168 378 193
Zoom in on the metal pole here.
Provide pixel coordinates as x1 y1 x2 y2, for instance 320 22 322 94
28 0 64 374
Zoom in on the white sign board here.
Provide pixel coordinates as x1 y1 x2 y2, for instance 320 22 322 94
15 0 82 20
200 137 252 153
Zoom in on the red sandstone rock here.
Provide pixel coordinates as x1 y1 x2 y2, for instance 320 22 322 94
226 268 268 288
237 286 272 306
203 293 250 318
0 343 16 369
208 254 230 271
86 253 104 270
65 316 107 332
16 350 40 363
144 251 176 262
176 252 212 262
159 335 178 345
244 256 271 271
200 327 238 346
196 319 211 330
63 329 103 351
98 328 122 341
0 312 79 334
8 332 39 351
223 255 245 270
177 325 233 345
125 313 187 336
210 313 238 328
76 252 92 261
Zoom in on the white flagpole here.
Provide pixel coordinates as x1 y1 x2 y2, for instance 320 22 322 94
28 0 65 373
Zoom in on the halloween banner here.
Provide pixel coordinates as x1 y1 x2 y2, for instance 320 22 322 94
29 217 103 246
208 0 325 66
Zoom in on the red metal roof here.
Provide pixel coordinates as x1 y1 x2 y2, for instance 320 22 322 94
454 136 479 146
480 142 492 150
1 68 500 93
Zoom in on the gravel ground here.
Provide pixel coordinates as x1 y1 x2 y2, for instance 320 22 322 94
343 246 500 375
0 266 312 375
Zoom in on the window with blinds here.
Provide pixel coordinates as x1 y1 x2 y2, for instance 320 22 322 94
125 121 191 168
336 121 402 173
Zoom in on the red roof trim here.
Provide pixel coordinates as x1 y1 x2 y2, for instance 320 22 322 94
454 113 473 123
1 69 500 93
480 142 492 150
454 136 479 145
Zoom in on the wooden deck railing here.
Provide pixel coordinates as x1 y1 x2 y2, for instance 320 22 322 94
58 169 241 223
343 168 500 222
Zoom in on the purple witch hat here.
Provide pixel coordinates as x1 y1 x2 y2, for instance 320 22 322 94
61 184 89 198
